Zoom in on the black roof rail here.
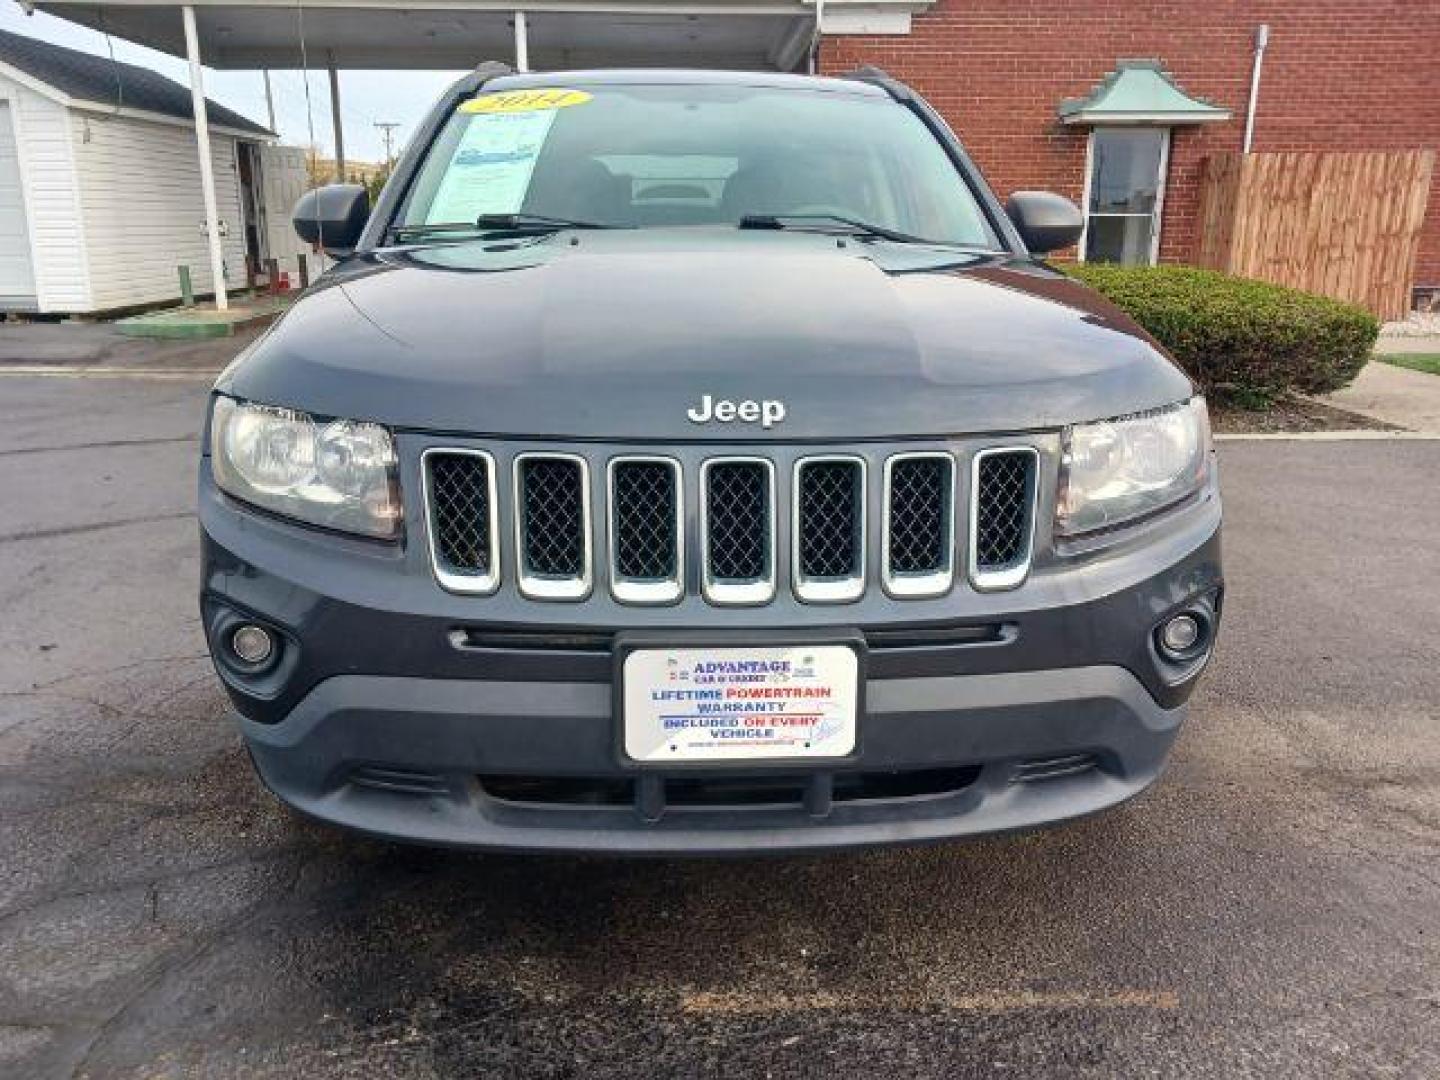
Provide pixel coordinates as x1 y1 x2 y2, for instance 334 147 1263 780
462 60 515 93
840 65 913 102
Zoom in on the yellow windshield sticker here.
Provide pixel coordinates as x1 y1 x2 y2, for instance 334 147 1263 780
460 89 592 115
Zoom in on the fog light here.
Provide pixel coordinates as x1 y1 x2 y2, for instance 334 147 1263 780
1155 612 1209 663
230 624 275 665
1160 614 1200 653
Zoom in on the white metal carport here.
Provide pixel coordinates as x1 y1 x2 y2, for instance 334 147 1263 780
0 98 36 307
21 0 932 309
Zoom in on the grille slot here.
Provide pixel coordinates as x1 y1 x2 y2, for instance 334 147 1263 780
883 453 954 597
794 457 865 602
422 449 499 594
701 458 775 605
970 447 1039 591
515 453 591 600
609 457 683 604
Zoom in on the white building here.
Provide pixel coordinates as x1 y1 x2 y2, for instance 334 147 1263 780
0 27 307 313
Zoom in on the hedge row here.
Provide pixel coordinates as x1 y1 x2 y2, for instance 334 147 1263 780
1063 264 1379 404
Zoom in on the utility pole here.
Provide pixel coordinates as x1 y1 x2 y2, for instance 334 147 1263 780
374 121 400 169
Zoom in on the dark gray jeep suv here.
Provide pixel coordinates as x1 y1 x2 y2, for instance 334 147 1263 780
199 67 1222 854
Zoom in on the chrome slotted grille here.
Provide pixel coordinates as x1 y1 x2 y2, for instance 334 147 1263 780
612 462 677 579
702 459 775 605
424 442 1040 603
423 449 498 595
794 458 865 602
970 447 1038 591
884 453 953 597
610 458 683 604
515 454 590 599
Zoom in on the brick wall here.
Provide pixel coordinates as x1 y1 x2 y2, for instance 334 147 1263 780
822 0 1440 287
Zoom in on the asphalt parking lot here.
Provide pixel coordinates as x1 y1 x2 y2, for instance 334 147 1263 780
1 371 1438 1079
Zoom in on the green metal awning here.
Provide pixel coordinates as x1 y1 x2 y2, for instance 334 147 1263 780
1059 59 1229 125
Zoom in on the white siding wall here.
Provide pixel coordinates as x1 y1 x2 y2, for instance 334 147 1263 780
72 110 247 310
0 74 91 312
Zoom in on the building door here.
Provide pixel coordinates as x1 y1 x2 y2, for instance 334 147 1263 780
1079 127 1170 265
0 101 37 310
236 140 266 277
259 144 313 276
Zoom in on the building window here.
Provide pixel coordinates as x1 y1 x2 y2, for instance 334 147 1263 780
1080 127 1170 265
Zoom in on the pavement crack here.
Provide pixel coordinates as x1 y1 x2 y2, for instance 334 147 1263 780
0 435 198 458
0 511 194 546
11 653 210 694
67 853 309 1080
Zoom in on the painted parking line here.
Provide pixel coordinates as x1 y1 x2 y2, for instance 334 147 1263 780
0 366 219 379
1215 431 1440 441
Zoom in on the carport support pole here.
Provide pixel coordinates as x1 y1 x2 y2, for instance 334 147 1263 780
262 70 277 134
328 54 345 183
514 11 529 72
181 5 228 312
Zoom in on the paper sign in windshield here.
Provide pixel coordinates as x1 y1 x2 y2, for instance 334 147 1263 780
459 88 592 114
426 108 559 223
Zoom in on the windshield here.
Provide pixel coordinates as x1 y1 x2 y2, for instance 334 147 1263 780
397 83 1000 248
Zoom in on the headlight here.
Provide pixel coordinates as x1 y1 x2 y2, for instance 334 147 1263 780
209 396 401 539
1056 396 1211 538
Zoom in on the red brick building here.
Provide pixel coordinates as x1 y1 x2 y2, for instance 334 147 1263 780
821 0 1440 290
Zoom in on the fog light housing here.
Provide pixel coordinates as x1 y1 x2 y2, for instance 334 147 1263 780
1160 614 1200 653
230 623 275 665
1155 611 1210 663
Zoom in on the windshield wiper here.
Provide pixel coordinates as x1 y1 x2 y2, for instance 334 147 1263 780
739 213 951 247
389 222 486 243
389 213 611 245
474 212 611 231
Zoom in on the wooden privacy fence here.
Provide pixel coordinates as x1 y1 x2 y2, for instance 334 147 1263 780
1196 149 1434 320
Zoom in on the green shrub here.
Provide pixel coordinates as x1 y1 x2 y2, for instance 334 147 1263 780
1063 264 1379 404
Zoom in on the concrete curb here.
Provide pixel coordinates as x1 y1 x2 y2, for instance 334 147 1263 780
1216 431 1440 442
114 301 288 340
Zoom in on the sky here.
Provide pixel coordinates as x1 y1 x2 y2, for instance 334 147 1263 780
0 3 465 161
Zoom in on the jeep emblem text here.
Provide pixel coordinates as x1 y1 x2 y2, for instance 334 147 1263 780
686 395 786 428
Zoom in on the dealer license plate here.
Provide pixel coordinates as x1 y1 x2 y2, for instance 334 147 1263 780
622 644 858 763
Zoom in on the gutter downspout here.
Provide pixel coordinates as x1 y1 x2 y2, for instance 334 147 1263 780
808 0 824 75
1243 23 1269 153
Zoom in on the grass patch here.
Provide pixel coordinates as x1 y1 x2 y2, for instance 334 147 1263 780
1378 353 1440 376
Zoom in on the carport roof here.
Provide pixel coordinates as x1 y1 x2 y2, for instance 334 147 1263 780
0 25 272 134
22 1 937 71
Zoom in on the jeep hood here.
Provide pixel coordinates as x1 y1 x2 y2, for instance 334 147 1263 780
222 230 1192 440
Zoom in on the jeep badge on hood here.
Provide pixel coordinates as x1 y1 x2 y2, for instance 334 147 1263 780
686 395 787 428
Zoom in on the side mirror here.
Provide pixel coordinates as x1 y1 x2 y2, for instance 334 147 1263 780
1005 191 1084 255
293 184 370 255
